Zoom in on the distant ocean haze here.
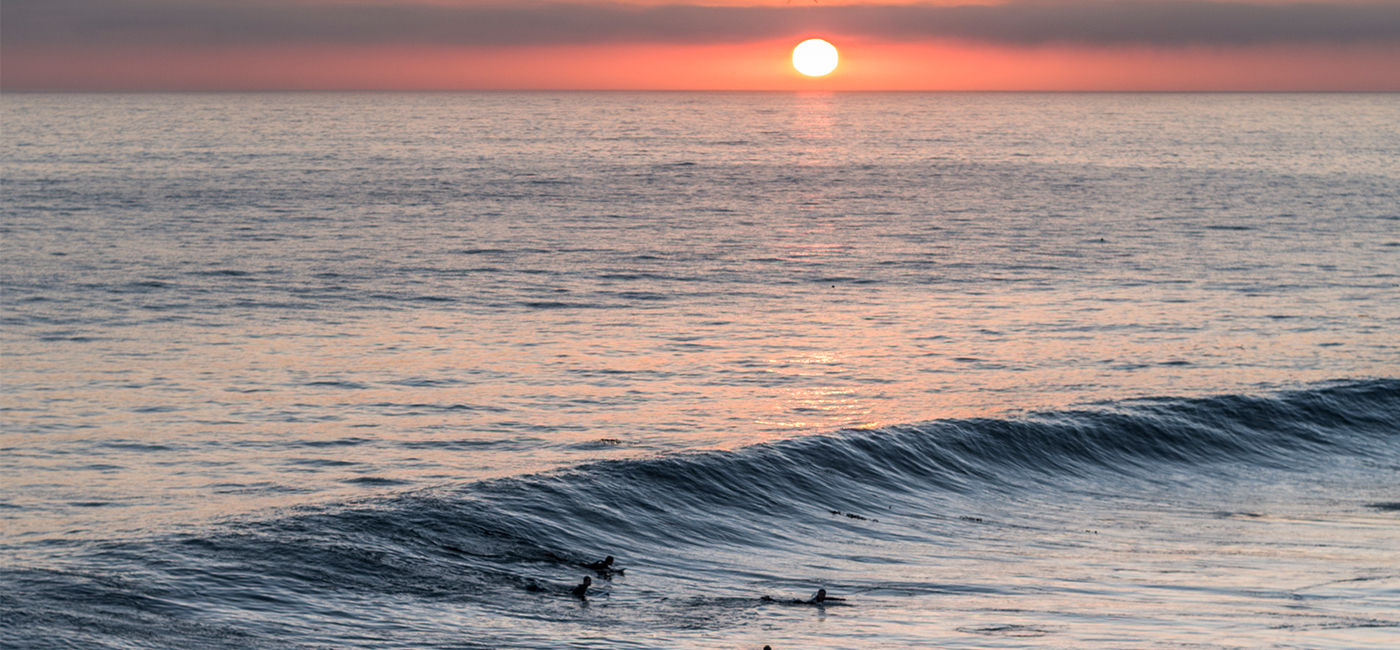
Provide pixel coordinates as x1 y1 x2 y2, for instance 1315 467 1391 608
1 92 1397 648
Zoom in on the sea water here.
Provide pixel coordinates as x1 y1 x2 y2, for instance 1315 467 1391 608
1 92 1398 648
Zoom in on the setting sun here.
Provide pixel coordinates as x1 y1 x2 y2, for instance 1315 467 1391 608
792 38 838 77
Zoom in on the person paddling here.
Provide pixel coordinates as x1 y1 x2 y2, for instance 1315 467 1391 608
807 588 844 604
582 555 613 571
760 587 846 605
571 576 592 599
582 555 625 578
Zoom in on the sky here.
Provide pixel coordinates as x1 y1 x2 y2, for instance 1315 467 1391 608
3 0 1398 91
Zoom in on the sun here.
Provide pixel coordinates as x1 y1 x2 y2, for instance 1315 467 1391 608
792 38 839 77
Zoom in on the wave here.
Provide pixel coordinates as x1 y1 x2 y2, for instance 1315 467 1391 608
4 379 1397 647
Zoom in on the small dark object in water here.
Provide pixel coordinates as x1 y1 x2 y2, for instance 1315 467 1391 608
808 588 845 604
761 587 847 605
828 509 878 522
582 555 625 578
571 576 591 599
583 555 614 571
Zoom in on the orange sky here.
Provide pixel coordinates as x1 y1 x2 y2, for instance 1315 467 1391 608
3 1 1398 91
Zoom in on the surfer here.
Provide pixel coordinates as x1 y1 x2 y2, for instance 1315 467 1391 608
571 576 591 599
582 555 624 578
808 588 844 604
760 587 845 605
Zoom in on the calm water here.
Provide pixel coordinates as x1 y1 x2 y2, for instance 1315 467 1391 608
2 93 1398 648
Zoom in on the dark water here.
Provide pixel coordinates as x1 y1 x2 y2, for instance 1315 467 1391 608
2 93 1398 647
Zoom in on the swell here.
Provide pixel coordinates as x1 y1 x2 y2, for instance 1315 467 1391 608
501 378 1399 545
4 380 1396 646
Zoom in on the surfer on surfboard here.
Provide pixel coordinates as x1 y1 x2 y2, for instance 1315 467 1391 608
582 555 624 578
760 587 846 605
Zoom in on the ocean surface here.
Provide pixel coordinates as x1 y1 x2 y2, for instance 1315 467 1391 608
2 92 1398 648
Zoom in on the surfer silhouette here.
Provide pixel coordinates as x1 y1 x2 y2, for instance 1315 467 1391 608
808 588 844 604
571 576 591 599
582 555 624 578
760 587 845 605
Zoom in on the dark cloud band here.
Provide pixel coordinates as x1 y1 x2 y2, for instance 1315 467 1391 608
5 1 1399 48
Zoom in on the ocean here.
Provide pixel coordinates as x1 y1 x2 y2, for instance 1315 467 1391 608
1 92 1397 648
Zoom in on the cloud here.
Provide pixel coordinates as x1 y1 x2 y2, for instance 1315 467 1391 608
5 0 1399 49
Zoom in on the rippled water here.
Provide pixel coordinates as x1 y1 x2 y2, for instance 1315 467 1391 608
2 93 1398 647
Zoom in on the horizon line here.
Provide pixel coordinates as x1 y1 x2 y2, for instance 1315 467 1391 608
5 88 1397 94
